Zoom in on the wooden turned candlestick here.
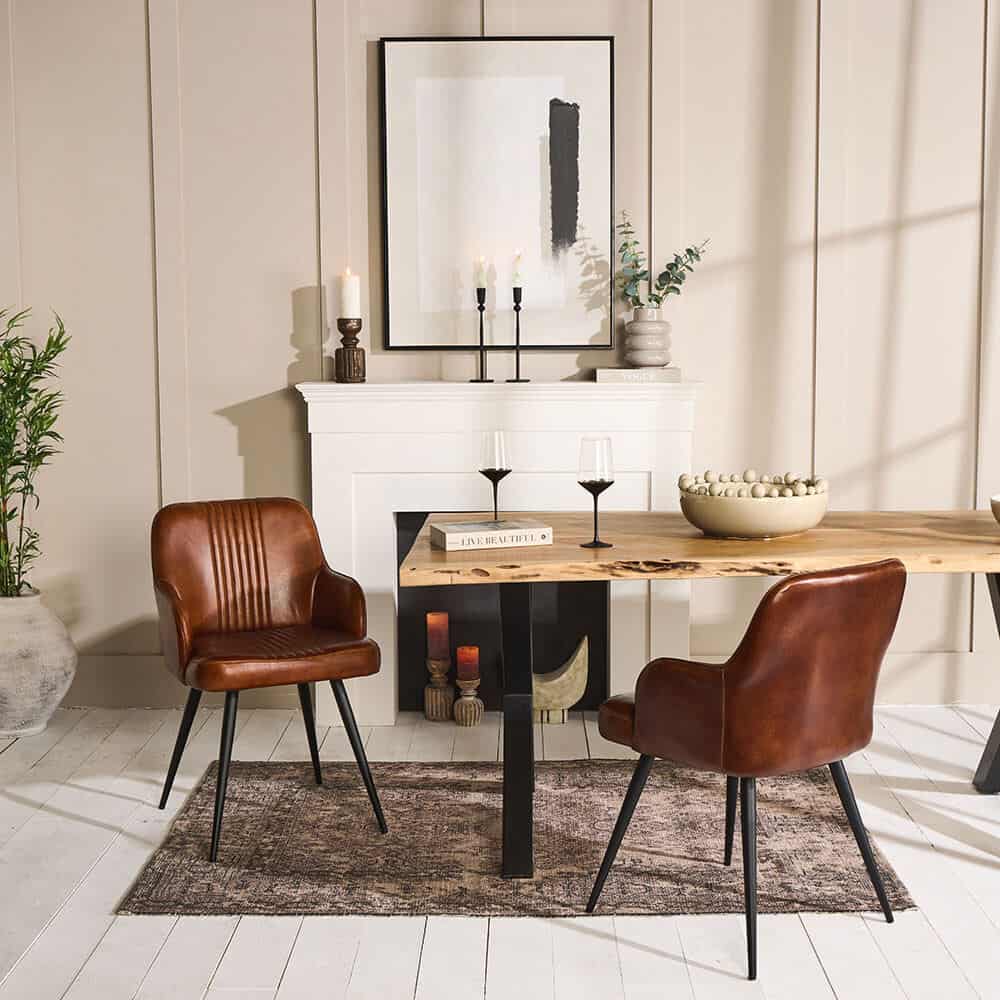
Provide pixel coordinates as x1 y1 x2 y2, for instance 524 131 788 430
334 317 366 383
424 657 455 721
453 676 484 727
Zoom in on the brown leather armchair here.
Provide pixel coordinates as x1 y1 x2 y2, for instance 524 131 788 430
151 497 387 861
587 559 906 981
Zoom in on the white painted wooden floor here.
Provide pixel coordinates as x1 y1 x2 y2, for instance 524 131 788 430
0 705 998 998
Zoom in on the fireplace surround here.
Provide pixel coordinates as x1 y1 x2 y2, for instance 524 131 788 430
298 381 697 726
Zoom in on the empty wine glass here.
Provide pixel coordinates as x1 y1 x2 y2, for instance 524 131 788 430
578 436 614 548
480 430 511 522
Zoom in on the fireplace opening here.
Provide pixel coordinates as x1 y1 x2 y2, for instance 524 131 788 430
395 512 610 712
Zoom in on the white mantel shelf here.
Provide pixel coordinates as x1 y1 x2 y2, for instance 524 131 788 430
297 378 699 726
297 379 699 401
297 380 699 436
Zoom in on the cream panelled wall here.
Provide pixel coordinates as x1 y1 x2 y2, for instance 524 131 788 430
2 0 997 707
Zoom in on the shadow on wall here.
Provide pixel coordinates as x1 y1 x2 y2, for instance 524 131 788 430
216 285 324 503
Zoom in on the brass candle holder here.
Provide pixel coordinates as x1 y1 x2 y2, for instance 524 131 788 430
424 657 455 722
334 317 366 383
454 676 484 727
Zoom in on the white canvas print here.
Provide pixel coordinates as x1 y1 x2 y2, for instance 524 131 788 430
381 38 613 349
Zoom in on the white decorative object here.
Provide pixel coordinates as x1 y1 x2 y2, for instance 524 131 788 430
625 307 671 367
532 635 588 724
681 491 828 539
512 250 523 287
339 267 361 317
297 380 698 725
991 494 1000 526
679 471 829 539
0 592 76 736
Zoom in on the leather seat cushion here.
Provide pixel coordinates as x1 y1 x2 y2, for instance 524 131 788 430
186 625 380 691
598 694 636 749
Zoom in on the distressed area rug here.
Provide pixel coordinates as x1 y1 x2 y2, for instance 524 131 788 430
119 760 912 917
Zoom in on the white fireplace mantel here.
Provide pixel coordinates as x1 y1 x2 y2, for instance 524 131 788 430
298 380 699 726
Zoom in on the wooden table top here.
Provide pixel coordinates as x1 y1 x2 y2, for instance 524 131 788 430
398 510 1000 587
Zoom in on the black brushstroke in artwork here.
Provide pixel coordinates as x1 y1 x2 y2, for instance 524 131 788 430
548 98 580 254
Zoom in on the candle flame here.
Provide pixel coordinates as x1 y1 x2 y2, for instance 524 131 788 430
344 266 353 277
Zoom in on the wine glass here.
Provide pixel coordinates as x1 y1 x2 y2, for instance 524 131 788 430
480 430 511 522
578 436 614 548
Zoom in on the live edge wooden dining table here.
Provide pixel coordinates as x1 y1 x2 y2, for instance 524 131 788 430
398 509 1000 879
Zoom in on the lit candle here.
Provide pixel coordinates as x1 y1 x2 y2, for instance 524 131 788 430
512 249 523 288
456 645 480 681
339 267 361 318
426 611 449 660
475 256 487 289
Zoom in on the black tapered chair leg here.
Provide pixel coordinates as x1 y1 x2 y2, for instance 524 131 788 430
587 754 655 912
209 690 239 863
297 683 323 785
724 775 738 866
830 760 894 922
331 679 387 833
158 688 202 809
740 777 758 981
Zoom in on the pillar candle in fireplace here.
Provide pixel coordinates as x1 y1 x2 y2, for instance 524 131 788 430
456 645 480 680
426 611 449 660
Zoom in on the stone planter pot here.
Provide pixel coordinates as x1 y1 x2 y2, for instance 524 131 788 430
0 591 76 736
624 306 672 368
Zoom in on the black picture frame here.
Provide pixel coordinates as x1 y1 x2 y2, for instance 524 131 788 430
378 35 615 353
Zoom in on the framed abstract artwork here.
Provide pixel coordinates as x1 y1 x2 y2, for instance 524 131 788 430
379 36 614 351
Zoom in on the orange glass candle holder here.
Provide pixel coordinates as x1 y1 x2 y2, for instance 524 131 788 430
456 644 480 681
426 611 449 660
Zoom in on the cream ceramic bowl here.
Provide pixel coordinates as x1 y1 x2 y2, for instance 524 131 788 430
680 490 828 540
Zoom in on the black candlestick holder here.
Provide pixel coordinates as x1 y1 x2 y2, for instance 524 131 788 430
470 287 493 383
506 286 530 383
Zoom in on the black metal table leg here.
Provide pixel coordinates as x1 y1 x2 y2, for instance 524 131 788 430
974 573 1000 792
499 582 534 878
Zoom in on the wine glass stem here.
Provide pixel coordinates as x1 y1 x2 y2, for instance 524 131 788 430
592 494 600 544
493 482 500 522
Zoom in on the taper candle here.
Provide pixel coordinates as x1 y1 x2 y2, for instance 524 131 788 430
426 611 449 660
456 645 480 680
340 267 361 318
512 249 523 288
475 256 487 289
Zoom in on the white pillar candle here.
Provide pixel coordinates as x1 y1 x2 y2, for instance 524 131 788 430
475 256 487 289
339 267 361 318
512 249 523 288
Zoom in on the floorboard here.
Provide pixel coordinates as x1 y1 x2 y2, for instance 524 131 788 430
134 916 238 999
209 917 301 993
414 916 488 1000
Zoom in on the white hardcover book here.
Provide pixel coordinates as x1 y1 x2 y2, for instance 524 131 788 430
595 366 682 383
430 519 553 551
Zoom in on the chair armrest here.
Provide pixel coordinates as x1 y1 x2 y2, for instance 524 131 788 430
633 656 726 770
312 564 366 639
154 579 193 680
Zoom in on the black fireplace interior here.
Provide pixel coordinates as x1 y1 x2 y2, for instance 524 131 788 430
395 512 610 712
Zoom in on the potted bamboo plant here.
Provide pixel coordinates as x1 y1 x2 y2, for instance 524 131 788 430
0 308 75 736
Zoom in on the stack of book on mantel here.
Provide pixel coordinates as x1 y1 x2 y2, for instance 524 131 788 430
430 519 552 551
595 367 682 383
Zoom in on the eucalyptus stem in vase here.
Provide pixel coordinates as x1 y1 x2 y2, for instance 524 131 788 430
616 211 708 368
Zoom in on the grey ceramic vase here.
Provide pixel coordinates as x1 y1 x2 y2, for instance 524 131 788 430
625 306 672 367
0 591 76 736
